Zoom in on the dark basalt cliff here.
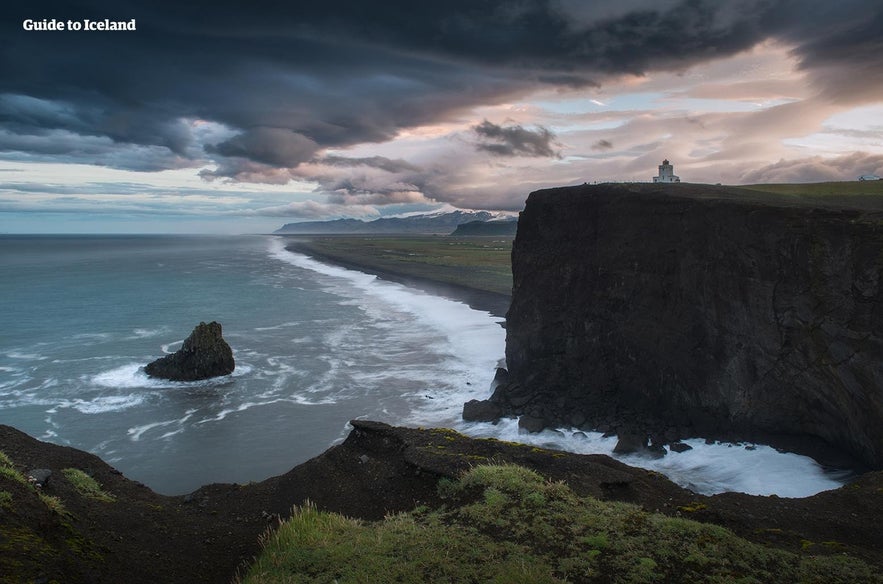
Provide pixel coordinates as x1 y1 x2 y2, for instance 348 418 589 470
494 183 883 469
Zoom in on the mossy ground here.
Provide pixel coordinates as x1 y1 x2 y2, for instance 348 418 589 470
285 235 513 296
0 450 102 583
243 464 881 584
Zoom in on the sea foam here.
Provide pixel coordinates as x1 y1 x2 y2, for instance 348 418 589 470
276 238 850 497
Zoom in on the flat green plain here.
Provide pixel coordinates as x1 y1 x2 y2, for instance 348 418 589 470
285 235 514 297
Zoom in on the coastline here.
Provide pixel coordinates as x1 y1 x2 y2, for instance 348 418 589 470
282 237 512 319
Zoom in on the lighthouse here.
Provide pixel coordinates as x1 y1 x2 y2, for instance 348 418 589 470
653 159 680 183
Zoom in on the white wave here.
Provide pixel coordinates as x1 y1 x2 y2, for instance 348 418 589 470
71 394 145 414
128 419 175 441
160 341 184 354
72 332 114 342
89 362 249 390
6 351 47 360
269 238 505 421
128 409 197 441
90 363 160 389
254 322 303 332
130 327 169 339
460 418 847 496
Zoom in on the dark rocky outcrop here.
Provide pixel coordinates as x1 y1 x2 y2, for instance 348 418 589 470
462 399 502 422
491 182 883 469
3 421 883 583
145 321 234 381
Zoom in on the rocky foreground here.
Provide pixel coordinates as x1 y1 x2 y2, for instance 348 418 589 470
1 421 882 583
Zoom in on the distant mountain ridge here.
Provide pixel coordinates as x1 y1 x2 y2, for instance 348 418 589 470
451 219 518 236
274 210 510 234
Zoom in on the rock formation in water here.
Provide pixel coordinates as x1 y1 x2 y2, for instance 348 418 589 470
476 182 883 469
145 321 234 381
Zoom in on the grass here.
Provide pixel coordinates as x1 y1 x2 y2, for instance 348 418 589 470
62 468 116 502
0 450 71 517
242 464 881 583
737 181 883 197
0 450 29 486
728 181 883 211
287 235 513 296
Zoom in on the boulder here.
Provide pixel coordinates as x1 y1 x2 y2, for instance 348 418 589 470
518 414 546 434
145 322 234 381
27 468 52 488
613 432 648 454
462 399 502 422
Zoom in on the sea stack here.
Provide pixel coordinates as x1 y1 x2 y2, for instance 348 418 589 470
145 321 235 381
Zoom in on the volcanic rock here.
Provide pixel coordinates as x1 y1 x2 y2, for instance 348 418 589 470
462 399 502 422
498 182 883 469
145 321 234 381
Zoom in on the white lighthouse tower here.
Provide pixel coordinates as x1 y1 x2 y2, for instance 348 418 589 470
653 159 680 183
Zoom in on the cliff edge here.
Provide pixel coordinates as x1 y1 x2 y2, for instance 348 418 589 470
494 182 883 469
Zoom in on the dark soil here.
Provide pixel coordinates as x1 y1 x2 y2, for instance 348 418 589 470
2 421 882 583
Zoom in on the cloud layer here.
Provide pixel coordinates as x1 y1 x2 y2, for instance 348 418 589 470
1 0 882 223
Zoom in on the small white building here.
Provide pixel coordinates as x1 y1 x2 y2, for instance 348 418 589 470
858 174 881 181
653 159 680 183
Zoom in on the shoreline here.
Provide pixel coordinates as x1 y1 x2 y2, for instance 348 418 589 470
282 238 512 319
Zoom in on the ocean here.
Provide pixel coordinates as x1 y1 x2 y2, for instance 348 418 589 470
0 235 850 497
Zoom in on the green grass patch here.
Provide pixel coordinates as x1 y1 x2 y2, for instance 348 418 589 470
242 464 882 584
61 468 116 502
0 451 28 486
37 493 68 516
289 235 513 296
738 181 883 197
731 181 883 211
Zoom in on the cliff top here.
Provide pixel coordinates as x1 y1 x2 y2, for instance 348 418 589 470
535 181 883 212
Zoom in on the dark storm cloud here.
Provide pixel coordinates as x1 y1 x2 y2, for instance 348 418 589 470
473 120 560 158
592 139 614 151
1 0 881 183
320 155 422 174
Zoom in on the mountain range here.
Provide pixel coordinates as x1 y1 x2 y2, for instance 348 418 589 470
273 210 516 235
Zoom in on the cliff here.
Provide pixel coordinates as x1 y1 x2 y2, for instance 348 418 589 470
495 182 883 469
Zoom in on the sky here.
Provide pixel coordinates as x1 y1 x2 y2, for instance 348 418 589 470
1 0 882 233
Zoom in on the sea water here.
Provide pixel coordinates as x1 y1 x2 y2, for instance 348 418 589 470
0 235 849 496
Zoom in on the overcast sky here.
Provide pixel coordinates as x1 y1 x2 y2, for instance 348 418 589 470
1 0 882 233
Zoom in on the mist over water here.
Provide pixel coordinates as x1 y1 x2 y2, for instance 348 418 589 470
0 235 849 497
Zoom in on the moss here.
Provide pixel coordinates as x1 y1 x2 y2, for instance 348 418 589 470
0 525 58 582
38 493 68 516
0 450 15 468
61 468 116 502
0 463 29 486
243 464 883 584
678 502 708 513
